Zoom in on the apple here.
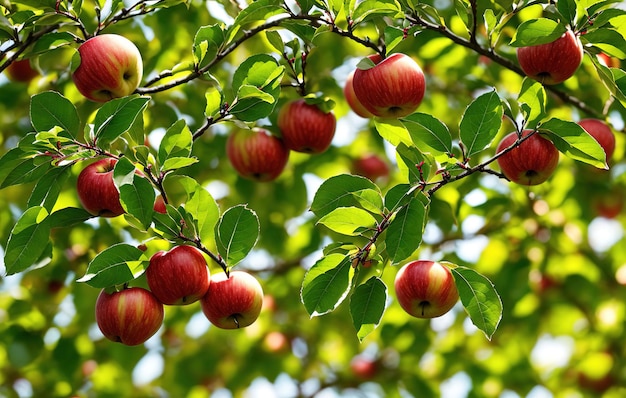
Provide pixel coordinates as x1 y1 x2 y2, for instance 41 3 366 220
352 154 390 180
577 119 615 163
72 34 143 102
200 271 264 329
95 287 164 346
394 260 459 318
277 99 337 154
350 356 378 380
343 70 374 118
5 59 38 82
516 30 583 85
597 53 621 68
263 331 290 353
226 128 289 182
352 53 426 118
593 188 624 219
77 158 125 217
146 245 210 305
496 130 559 186
154 195 167 214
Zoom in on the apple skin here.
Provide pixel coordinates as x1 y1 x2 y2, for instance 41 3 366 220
394 260 459 318
5 59 38 82
77 158 125 217
277 99 337 154
343 70 374 118
146 245 210 305
72 34 143 102
352 53 426 118
496 130 559 186
577 119 615 163
350 356 378 380
352 154 390 181
95 287 164 346
516 30 583 85
200 271 264 329
226 128 290 182
154 195 167 214
596 53 621 68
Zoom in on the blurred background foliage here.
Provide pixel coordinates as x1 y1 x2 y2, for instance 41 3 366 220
1 0 626 397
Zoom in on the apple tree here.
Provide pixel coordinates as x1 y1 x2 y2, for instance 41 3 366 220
1 0 625 396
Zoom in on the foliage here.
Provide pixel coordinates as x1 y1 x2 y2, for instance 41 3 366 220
1 0 625 396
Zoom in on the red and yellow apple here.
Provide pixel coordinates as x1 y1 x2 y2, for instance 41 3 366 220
72 34 143 102
95 287 164 346
77 158 125 217
578 119 615 164
496 130 559 186
352 154 390 181
5 58 38 82
146 245 210 305
226 128 289 182
277 99 337 154
343 70 374 118
394 260 459 318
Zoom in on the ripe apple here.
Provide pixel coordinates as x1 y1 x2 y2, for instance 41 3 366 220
352 53 426 118
5 58 38 82
350 356 378 380
77 158 125 217
200 271 264 329
352 154 390 180
516 30 583 85
226 128 290 182
72 34 143 102
154 195 167 214
95 287 164 346
343 70 374 118
593 188 624 219
496 130 559 186
146 245 210 305
596 53 621 68
577 119 615 163
394 260 459 318
277 99 337 154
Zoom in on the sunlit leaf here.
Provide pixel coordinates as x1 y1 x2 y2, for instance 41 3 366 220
76 243 149 288
301 253 353 316
350 276 387 342
317 207 378 236
216 205 259 266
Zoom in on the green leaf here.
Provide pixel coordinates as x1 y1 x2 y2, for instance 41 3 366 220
350 188 384 215
205 88 224 118
395 143 431 185
30 91 80 138
48 207 93 228
452 265 502 340
232 0 285 29
509 18 567 47
0 149 51 189
556 0 577 26
402 112 453 155
583 29 626 59
216 205 259 267
193 24 225 68
311 174 380 218
4 206 51 275
351 0 402 26
459 90 503 158
317 207 378 236
385 194 428 264
174 175 220 245
265 30 285 53
31 31 75 54
374 119 411 146
301 253 353 316
384 183 412 212
518 78 547 128
27 166 71 211
158 119 193 168
350 276 387 342
93 96 150 147
113 157 155 231
384 26 404 53
76 243 148 288
540 118 607 168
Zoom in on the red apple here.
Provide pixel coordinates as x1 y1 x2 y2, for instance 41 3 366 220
516 30 583 85
5 58 38 82
226 128 289 182
578 119 615 163
72 34 143 102
77 158 124 217
154 195 167 214
352 53 426 118
277 99 337 153
146 245 210 305
95 287 164 346
593 188 624 219
350 356 378 380
200 271 264 329
596 53 621 68
352 154 390 180
344 70 374 118
496 130 559 186
394 260 459 318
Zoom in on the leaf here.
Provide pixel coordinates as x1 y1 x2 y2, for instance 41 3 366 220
76 243 148 288
350 276 387 342
174 175 220 245
452 266 502 340
509 18 566 47
402 112 453 155
231 0 285 29
4 206 51 275
301 253 353 316
27 166 71 211
113 157 155 231
583 29 626 59
93 96 150 147
317 207 378 236
395 143 431 185
518 78 547 128
48 207 93 228
0 153 51 189
216 205 259 267
384 183 412 212
351 0 402 26
158 120 193 168
540 118 607 168
373 119 411 146
459 90 503 158
30 91 80 137
311 174 380 218
205 88 224 119
193 24 225 68
385 193 428 264
265 30 284 53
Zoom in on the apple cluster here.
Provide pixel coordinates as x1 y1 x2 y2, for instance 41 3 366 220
95 245 264 346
